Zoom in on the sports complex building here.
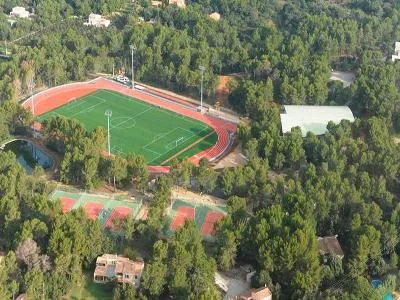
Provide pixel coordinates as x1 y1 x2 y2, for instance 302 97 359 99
280 105 355 137
23 77 237 172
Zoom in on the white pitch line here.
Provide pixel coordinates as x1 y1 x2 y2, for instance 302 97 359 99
101 89 150 109
112 107 153 129
69 97 106 118
142 127 180 149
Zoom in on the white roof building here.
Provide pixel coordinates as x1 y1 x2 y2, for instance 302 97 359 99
151 0 163 7
84 13 110 28
169 0 186 8
392 42 400 62
10 6 30 19
209 12 221 21
280 105 355 137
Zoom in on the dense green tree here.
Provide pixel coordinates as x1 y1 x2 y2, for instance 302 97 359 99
194 159 217 193
126 153 149 192
141 240 168 297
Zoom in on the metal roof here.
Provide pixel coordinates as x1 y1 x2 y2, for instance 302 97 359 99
280 105 354 137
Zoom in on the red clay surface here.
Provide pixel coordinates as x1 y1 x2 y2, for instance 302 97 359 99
200 211 225 236
60 197 76 213
169 206 195 231
105 206 132 231
23 78 237 171
83 202 104 220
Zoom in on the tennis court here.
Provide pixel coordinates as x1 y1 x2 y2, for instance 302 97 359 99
39 90 214 164
163 199 227 239
60 197 76 213
169 206 195 231
105 206 133 231
83 202 104 220
52 190 142 232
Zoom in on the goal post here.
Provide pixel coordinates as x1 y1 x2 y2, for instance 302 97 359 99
175 136 185 147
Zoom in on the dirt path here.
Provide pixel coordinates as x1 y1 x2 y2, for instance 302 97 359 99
160 131 215 165
172 186 227 206
330 71 355 87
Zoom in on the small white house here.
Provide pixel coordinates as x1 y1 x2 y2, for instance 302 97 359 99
392 42 400 62
169 0 186 8
151 0 163 7
10 6 30 19
209 12 221 21
84 13 110 28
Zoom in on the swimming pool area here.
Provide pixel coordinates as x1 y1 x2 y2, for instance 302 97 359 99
4 139 53 174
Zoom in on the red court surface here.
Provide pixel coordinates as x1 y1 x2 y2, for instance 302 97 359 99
105 206 132 231
169 206 195 231
60 197 76 213
23 77 237 170
83 202 104 220
200 211 225 236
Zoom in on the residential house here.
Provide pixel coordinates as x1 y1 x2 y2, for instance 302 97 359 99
239 287 272 300
317 235 344 260
169 0 186 8
209 12 221 21
84 13 110 28
392 291 400 300
392 42 400 62
9 7 30 19
93 254 144 287
151 0 163 7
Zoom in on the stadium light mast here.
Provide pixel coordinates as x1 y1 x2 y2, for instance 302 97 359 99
105 110 112 157
130 45 136 89
29 81 35 116
199 66 205 113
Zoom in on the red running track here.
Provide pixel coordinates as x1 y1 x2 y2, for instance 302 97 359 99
23 78 237 172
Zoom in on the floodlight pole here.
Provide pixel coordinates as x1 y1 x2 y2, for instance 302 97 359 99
30 81 35 116
105 110 112 157
199 66 205 112
130 45 136 89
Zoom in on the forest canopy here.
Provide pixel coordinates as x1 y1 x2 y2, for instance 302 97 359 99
0 0 399 299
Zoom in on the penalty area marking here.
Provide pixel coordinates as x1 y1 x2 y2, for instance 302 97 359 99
68 96 106 118
110 117 136 130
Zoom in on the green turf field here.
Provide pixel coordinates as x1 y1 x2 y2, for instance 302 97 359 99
39 90 214 164
172 132 218 164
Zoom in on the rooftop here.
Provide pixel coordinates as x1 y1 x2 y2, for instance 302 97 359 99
280 105 354 137
209 12 221 21
240 287 272 300
95 254 144 275
317 236 344 258
395 42 400 53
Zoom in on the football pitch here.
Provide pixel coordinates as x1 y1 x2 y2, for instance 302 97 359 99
39 90 214 164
